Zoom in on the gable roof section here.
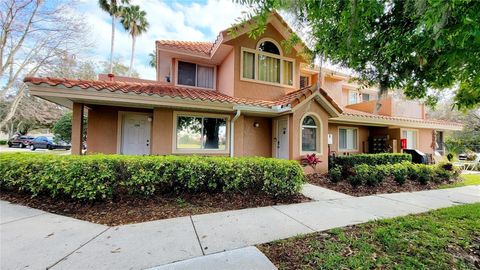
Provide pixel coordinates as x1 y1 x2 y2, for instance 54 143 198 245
155 40 214 57
156 11 307 59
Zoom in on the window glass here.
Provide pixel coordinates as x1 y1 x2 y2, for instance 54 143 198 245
258 55 280 83
177 61 196 87
282 60 293 86
203 118 227 150
302 116 317 152
197 65 214 89
177 116 202 149
242 51 255 79
339 128 358 150
348 91 358 104
362 93 370 102
258 41 280 55
176 116 227 150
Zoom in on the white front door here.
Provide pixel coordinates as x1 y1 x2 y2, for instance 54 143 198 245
276 119 289 159
121 114 151 155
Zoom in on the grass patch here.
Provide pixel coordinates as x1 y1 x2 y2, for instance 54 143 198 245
440 174 480 189
259 203 480 269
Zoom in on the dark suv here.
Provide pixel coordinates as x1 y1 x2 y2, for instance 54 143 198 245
8 135 35 148
29 136 71 151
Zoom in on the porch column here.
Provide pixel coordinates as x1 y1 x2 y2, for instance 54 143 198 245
71 102 84 155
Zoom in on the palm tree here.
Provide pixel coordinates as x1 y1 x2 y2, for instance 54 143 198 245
98 0 130 74
148 50 156 69
121 5 149 76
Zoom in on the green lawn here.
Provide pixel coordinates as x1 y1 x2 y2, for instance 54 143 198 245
259 203 480 270
440 174 480 189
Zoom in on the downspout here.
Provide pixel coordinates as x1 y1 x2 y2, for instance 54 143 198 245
230 110 241 157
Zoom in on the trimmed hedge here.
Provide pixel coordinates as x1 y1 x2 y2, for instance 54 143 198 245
0 140 7 145
0 153 305 200
345 161 460 187
331 153 412 168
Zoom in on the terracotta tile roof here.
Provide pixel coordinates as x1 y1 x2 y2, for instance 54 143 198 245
24 77 276 108
341 108 463 127
97 74 158 83
156 40 214 56
275 86 343 113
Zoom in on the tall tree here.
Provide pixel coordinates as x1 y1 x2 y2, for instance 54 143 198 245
98 0 130 74
120 5 149 76
236 0 480 110
0 0 88 131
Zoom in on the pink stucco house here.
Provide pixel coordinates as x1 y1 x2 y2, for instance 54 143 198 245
24 12 461 172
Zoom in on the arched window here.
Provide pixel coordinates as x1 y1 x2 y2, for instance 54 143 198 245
301 115 319 152
258 41 280 55
241 38 294 87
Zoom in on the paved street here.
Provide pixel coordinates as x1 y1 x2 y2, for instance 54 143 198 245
1 185 479 270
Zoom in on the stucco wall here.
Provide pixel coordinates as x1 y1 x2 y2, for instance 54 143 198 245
327 123 370 155
216 49 235 96
227 23 304 101
243 116 272 157
86 106 119 154
151 108 173 155
290 99 330 172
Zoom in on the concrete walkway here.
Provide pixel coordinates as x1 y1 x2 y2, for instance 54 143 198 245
1 185 479 270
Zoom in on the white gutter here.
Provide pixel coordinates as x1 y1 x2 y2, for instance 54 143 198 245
230 110 241 157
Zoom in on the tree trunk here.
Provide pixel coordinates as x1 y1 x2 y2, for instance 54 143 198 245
129 36 136 77
109 16 115 74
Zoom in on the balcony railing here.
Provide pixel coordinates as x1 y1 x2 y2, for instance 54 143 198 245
346 97 425 119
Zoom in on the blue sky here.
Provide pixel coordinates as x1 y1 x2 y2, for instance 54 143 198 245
75 0 249 79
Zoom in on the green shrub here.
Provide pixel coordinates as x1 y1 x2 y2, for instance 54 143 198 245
332 153 412 168
391 162 409 185
415 164 435 185
348 164 386 187
329 165 342 183
0 140 6 145
0 153 305 200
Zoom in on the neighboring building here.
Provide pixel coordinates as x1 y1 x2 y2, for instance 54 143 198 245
24 11 461 172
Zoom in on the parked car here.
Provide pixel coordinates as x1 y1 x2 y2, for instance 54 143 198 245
29 136 71 151
7 135 35 148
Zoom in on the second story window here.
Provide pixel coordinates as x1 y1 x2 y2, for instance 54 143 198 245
362 93 370 102
300 76 310 88
348 90 358 104
177 61 214 89
241 39 294 87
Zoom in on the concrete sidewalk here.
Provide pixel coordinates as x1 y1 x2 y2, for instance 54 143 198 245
1 185 479 270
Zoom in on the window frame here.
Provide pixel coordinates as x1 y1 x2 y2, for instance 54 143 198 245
361 93 370 102
172 111 230 154
299 113 323 155
240 45 296 88
401 128 419 149
175 59 217 90
348 90 359 105
338 126 359 152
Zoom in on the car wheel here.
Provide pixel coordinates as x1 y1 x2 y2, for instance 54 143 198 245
18 143 24 148
47 145 53 150
30 144 36 151
8 143 12 148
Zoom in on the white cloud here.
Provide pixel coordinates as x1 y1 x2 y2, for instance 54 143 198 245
76 0 247 80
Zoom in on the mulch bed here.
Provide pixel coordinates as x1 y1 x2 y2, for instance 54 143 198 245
0 190 310 226
307 174 459 197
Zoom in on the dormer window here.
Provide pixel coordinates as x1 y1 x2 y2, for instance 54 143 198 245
177 60 215 89
241 38 295 87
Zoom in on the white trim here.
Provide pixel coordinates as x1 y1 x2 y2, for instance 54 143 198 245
117 111 153 154
338 126 359 152
172 111 230 154
240 47 296 88
174 59 217 90
274 116 289 159
299 112 323 156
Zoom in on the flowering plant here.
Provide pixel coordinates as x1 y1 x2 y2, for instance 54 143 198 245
301 153 322 169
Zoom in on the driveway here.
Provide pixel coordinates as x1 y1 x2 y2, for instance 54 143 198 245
1 185 479 270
